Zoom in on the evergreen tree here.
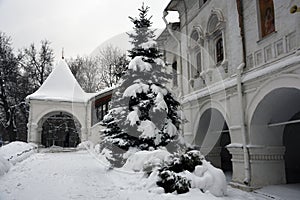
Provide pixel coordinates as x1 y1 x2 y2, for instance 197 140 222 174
100 4 182 167
127 3 160 61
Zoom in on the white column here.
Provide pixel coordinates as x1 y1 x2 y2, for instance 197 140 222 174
27 123 39 144
80 127 88 142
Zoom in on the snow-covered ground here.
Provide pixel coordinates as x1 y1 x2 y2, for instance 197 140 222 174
0 149 285 200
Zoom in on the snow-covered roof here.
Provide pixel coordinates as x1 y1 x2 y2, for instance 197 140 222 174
26 60 94 102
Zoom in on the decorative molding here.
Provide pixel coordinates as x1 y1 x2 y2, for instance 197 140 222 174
227 146 285 162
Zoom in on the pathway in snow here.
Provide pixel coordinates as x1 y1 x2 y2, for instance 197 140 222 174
0 151 120 200
0 151 275 200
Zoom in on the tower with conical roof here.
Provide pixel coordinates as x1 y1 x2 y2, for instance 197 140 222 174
26 60 96 146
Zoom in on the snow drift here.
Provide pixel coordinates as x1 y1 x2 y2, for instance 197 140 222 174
0 141 37 176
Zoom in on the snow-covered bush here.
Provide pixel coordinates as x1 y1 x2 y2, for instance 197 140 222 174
163 150 204 173
153 150 227 197
156 169 191 194
122 149 170 172
192 160 227 196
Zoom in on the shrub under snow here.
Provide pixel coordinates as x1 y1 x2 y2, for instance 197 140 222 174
122 149 170 172
123 149 227 197
155 150 227 196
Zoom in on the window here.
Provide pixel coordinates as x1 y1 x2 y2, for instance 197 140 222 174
216 37 224 63
191 30 199 42
196 52 202 76
258 0 275 38
189 28 204 79
95 101 110 122
172 61 178 87
207 10 226 67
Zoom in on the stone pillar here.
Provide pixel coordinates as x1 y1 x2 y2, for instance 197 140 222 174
228 145 286 188
27 123 39 144
227 146 245 185
80 127 88 142
248 146 286 187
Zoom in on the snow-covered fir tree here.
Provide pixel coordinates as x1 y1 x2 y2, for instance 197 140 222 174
100 4 182 167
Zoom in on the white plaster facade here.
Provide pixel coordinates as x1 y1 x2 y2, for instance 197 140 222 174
157 0 300 189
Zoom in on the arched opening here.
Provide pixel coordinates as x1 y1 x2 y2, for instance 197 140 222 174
40 112 81 148
172 61 178 87
216 37 224 63
250 87 300 185
194 108 232 177
283 111 300 183
220 123 232 173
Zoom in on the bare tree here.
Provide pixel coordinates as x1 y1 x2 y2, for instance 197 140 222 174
68 56 101 93
96 45 128 88
68 56 86 88
19 40 54 90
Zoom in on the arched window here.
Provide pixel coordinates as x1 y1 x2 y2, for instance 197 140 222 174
208 15 219 34
206 10 227 68
189 27 204 79
196 51 202 75
216 37 224 63
191 30 199 42
172 61 178 87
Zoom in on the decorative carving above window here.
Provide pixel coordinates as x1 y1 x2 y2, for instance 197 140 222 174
206 9 225 37
190 26 204 47
208 15 219 34
191 30 199 42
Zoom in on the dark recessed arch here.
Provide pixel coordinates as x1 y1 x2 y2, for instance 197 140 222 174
38 111 82 147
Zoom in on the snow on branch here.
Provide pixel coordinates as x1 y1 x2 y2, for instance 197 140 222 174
154 58 165 67
128 56 152 72
150 84 167 95
123 82 149 97
139 40 157 49
127 108 140 126
138 120 159 141
163 119 178 137
153 92 168 113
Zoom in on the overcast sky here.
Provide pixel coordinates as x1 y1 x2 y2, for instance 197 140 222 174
0 0 175 60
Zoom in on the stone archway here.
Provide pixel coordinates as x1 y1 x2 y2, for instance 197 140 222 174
249 87 300 185
39 111 81 147
283 111 300 183
194 107 232 175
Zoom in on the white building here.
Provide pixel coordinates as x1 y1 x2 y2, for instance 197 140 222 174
26 60 113 147
157 0 300 189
